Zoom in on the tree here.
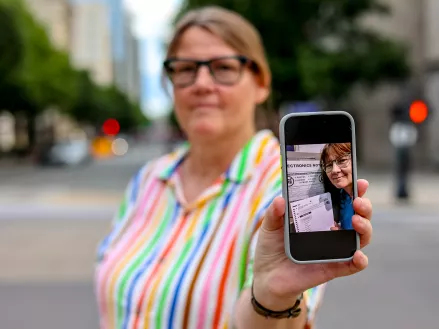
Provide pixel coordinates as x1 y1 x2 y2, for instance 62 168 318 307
0 0 79 115
0 1 24 83
174 0 410 108
10 0 77 112
69 70 99 124
0 0 147 153
0 0 78 153
96 86 149 132
70 72 149 133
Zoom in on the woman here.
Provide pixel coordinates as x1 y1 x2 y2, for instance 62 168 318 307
95 6 373 329
320 143 354 230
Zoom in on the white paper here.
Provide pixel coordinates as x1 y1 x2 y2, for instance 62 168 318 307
293 144 326 154
290 192 335 233
286 154 325 202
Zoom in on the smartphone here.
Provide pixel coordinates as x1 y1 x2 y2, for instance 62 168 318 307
279 111 359 264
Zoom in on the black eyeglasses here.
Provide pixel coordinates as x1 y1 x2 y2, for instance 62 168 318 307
321 154 351 173
163 55 254 88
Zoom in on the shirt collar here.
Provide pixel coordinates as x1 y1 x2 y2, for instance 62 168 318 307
340 188 353 200
156 129 278 184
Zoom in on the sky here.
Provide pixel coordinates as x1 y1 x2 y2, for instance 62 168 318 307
124 0 182 118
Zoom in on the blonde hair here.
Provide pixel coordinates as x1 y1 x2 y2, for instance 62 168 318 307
164 6 271 88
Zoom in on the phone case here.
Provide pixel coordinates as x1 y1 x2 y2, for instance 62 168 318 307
279 111 360 264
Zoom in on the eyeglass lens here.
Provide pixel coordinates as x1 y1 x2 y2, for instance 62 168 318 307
165 57 246 87
324 155 351 172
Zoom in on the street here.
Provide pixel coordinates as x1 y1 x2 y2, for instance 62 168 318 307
0 143 438 329
0 210 437 329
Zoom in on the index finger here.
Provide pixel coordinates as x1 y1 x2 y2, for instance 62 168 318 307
353 197 373 220
357 179 369 198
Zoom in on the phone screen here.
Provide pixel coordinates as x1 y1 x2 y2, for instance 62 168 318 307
282 113 358 262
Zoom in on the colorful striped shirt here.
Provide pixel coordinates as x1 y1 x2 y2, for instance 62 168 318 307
94 129 325 329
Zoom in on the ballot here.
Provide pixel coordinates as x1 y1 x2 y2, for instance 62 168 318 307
286 156 325 202
290 192 335 233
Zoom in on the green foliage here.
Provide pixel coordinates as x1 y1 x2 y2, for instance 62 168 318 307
297 30 409 101
2 0 62 111
0 1 23 82
69 70 98 123
0 0 147 132
69 70 149 132
93 85 149 132
174 0 410 107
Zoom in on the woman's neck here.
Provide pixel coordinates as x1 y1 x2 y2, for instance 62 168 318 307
344 184 353 197
183 127 255 181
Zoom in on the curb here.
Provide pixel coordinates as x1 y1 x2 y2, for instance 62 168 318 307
0 190 123 207
40 193 122 206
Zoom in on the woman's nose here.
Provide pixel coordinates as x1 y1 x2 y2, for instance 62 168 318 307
193 66 215 88
332 163 341 172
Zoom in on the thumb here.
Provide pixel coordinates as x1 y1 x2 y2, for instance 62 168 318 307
261 197 286 232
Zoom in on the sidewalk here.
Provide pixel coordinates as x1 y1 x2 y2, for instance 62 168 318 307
360 171 439 211
0 171 437 284
0 219 108 283
0 186 123 207
0 171 437 211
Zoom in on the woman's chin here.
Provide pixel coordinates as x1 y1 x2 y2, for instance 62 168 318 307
339 183 353 192
187 121 224 138
333 180 348 190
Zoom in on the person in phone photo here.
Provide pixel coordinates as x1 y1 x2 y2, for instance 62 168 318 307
320 143 354 230
94 6 373 329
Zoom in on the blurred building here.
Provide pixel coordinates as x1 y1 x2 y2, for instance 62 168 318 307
349 0 439 169
423 0 439 167
25 0 141 94
24 0 114 86
22 0 81 146
22 0 142 146
71 0 141 100
24 0 73 51
70 1 114 85
113 10 141 103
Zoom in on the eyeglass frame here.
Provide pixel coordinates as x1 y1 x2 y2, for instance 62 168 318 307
163 55 257 88
321 153 352 173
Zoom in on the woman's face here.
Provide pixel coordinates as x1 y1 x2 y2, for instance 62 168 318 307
169 27 268 142
324 151 352 190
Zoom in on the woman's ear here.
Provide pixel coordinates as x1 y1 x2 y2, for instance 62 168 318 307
255 86 269 105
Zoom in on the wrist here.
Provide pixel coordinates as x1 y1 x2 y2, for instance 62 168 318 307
252 276 303 312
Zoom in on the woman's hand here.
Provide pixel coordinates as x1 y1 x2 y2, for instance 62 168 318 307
252 179 372 310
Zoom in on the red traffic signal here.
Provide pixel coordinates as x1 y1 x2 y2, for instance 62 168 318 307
102 118 120 136
409 100 428 124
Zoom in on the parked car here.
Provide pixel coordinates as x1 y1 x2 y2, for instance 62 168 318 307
39 139 92 166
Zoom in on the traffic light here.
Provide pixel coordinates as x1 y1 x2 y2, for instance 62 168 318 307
102 118 120 136
389 97 431 201
391 99 431 124
408 100 428 124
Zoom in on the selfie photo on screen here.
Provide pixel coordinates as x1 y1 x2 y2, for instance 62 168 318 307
286 143 354 233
